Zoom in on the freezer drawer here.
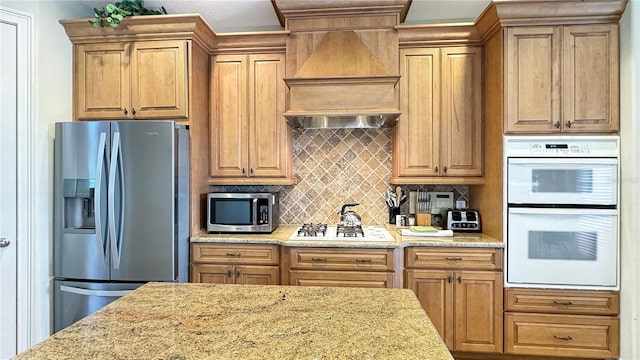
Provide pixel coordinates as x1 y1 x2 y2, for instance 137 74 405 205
53 280 142 333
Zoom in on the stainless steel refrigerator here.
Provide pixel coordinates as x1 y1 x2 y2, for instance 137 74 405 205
53 121 189 332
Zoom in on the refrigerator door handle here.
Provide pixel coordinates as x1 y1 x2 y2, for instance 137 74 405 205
108 132 124 269
60 285 132 298
94 132 108 268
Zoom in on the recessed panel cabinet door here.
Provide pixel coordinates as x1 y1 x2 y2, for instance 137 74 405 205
210 55 248 178
75 43 130 120
505 27 561 133
248 54 288 178
394 48 440 177
563 24 619 133
190 264 234 284
130 40 188 119
441 46 483 177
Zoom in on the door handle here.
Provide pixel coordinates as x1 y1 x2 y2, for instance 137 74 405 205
60 285 132 297
0 237 10 248
108 132 125 269
94 132 107 268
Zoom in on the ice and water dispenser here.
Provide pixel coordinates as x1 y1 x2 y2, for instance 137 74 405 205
63 178 95 231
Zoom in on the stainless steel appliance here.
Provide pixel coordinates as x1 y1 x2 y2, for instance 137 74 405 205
207 192 279 233
444 210 481 232
504 136 619 290
53 121 189 332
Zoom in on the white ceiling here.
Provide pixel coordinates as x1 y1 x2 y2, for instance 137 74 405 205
81 0 491 33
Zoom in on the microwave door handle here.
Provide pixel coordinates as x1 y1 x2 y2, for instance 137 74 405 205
253 198 258 225
94 132 108 268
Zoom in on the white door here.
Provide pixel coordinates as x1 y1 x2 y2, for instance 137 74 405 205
0 14 18 359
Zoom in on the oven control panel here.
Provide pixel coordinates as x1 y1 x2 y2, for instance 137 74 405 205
530 143 592 155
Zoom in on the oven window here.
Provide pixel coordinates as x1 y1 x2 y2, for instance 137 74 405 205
528 231 597 260
531 169 593 193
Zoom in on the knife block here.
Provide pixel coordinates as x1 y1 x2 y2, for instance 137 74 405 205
416 214 431 226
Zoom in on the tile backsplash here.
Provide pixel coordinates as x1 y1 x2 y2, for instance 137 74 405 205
211 128 468 225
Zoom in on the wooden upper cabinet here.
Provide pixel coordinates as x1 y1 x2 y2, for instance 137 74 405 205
563 24 619 133
440 46 483 177
75 40 188 120
505 26 561 133
210 53 294 184
392 46 482 184
75 43 130 119
130 41 188 119
505 24 619 134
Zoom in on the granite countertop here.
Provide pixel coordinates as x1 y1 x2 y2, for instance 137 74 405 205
193 225 504 248
15 282 453 360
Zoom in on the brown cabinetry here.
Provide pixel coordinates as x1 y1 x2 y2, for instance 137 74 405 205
392 46 483 184
504 288 619 358
75 40 188 120
405 247 503 353
209 53 294 185
284 247 395 288
191 243 280 285
505 24 619 134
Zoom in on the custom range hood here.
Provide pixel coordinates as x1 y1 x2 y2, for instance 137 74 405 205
272 0 410 129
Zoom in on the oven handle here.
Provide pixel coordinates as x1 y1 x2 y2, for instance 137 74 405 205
508 207 618 216
508 157 618 165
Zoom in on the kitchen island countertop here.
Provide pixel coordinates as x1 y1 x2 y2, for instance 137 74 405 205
14 282 453 360
193 225 503 248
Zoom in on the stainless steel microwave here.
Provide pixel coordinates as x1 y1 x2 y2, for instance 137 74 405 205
207 193 279 233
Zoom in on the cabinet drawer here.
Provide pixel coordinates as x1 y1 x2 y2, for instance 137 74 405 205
289 248 394 271
505 312 619 358
506 288 619 315
405 247 502 270
289 270 394 288
191 244 279 265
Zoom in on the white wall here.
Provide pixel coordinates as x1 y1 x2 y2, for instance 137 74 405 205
619 1 640 359
0 0 92 347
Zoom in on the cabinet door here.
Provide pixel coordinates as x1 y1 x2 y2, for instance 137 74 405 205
406 269 454 348
562 24 619 133
130 40 188 119
236 265 280 285
75 43 130 120
454 271 503 353
190 264 234 284
247 54 290 178
210 55 248 178
505 27 561 133
393 48 440 178
441 47 483 177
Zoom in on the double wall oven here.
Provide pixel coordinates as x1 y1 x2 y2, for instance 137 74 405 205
504 136 619 290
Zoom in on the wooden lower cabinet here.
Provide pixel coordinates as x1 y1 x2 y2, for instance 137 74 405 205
284 247 395 288
405 247 503 353
190 243 279 285
504 288 620 359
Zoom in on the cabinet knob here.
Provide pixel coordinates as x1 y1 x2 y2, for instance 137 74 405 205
566 121 572 128
236 270 240 278
123 108 128 116
435 166 439 173
226 270 232 278
457 275 461 284
443 166 448 174
250 168 254 175
242 168 246 174
447 275 452 283
554 121 561 129
132 108 136 116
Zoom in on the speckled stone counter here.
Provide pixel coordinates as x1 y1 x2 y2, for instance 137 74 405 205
15 283 453 360
193 225 503 249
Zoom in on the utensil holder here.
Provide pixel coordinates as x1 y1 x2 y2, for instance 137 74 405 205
389 207 400 224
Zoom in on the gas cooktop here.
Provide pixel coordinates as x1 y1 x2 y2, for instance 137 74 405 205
289 224 396 242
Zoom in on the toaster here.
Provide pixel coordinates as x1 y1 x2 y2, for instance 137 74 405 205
444 210 481 232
